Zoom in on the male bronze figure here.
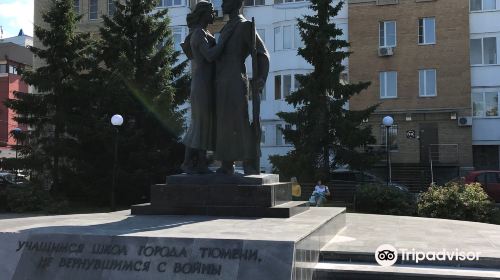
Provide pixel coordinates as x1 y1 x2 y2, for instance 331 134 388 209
214 0 270 175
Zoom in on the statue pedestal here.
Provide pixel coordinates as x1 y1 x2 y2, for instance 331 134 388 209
131 174 308 218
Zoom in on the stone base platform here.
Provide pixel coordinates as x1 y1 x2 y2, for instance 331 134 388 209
314 213 500 280
0 208 346 280
132 201 309 218
132 174 309 218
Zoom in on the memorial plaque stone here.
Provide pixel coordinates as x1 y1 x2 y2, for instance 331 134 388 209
0 208 346 280
8 234 294 280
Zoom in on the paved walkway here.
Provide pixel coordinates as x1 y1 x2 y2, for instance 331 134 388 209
0 213 45 220
325 214 500 260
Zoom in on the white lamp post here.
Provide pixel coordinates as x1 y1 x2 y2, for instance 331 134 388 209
110 114 123 211
382 116 394 186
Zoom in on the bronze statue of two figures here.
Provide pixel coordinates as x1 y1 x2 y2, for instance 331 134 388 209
180 0 270 175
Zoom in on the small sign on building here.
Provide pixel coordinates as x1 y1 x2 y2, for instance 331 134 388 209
406 130 416 139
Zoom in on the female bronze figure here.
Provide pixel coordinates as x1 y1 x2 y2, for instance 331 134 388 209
180 1 230 174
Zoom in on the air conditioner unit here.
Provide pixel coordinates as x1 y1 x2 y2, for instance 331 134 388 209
458 116 472 127
378 47 394 57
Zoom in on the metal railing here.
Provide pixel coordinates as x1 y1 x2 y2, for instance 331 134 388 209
429 144 459 183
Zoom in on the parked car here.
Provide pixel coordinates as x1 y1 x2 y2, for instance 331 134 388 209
330 169 410 192
464 170 500 202
0 172 29 188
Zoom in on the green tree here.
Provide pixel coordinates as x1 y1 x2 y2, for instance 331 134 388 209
4 0 96 194
270 0 377 181
82 0 189 205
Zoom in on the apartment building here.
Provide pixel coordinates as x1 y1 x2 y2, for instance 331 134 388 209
0 29 33 47
244 0 347 171
34 0 347 172
470 0 500 170
0 36 32 158
348 0 474 180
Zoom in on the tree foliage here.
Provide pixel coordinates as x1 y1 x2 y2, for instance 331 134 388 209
5 0 188 206
5 0 97 193
270 0 377 181
70 0 189 205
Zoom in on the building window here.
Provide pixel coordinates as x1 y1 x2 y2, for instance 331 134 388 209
244 0 265 6
274 75 281 100
0 64 6 73
418 17 435 45
379 71 397 98
284 124 293 144
419 69 437 97
470 0 496 12
473 92 499 117
8 65 17 75
283 74 292 97
283 25 292 49
276 124 283 146
274 72 303 100
108 0 116 16
274 27 282 51
261 126 266 144
171 27 185 52
74 0 80 14
274 0 305 4
274 24 303 51
473 93 485 117
337 23 348 42
257 28 265 44
294 74 301 91
89 0 98 20
158 0 183 7
379 21 396 47
470 37 498 65
294 25 304 49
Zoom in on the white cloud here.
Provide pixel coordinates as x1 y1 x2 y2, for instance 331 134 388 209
0 0 34 38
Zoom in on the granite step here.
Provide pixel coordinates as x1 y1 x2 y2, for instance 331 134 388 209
319 251 500 270
131 201 309 218
313 262 500 280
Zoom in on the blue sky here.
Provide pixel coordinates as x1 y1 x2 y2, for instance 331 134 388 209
0 0 34 38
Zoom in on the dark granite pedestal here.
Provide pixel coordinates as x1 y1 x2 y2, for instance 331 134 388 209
132 174 309 218
0 208 346 280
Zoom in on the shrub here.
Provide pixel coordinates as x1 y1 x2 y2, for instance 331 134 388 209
355 184 416 216
417 182 495 223
5 185 50 213
0 187 7 212
492 208 500 225
4 183 70 214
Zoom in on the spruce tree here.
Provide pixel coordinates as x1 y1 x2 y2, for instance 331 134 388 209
270 0 377 181
5 0 96 193
89 0 188 205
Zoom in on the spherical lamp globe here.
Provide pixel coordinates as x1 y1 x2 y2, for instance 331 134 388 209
382 116 394 127
111 114 124 127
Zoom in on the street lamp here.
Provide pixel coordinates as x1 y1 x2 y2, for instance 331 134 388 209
110 114 123 211
12 127 22 178
382 116 394 186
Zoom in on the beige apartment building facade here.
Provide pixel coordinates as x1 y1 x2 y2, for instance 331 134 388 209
348 0 474 180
